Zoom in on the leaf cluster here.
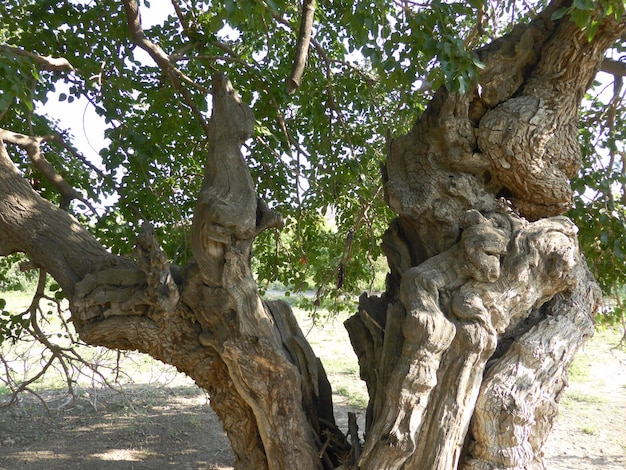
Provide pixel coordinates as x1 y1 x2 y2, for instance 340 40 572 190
0 0 624 324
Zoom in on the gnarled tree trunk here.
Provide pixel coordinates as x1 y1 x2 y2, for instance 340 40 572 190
0 1 623 469
345 3 622 469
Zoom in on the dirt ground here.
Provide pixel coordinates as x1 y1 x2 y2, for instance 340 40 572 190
543 329 626 470
0 330 624 469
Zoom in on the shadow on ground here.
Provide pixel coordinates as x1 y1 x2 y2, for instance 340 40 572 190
0 385 234 470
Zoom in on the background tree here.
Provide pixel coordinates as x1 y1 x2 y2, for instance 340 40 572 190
0 0 624 469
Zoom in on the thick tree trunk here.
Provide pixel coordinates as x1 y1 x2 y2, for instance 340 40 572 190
0 1 623 469
0 77 346 469
345 3 623 470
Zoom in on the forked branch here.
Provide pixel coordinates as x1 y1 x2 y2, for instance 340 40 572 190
0 129 95 212
122 0 211 135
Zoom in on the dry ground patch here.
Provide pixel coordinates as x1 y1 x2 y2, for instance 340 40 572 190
0 292 624 469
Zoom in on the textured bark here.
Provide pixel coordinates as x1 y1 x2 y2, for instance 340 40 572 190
0 138 126 292
0 75 345 469
465 270 599 470
0 1 623 469
346 3 624 470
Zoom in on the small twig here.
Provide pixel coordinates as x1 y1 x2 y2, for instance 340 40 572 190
195 53 254 70
28 270 77 402
0 354 56 412
464 4 487 48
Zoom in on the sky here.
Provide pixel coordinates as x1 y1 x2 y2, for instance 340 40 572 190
39 2 176 169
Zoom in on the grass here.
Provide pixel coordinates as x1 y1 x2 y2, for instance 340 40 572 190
188 414 201 427
291 306 370 411
335 384 368 408
1 290 33 312
564 391 606 404
567 357 591 382
580 425 600 436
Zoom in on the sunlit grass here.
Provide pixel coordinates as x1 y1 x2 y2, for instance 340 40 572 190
580 424 600 435
293 306 369 412
567 357 591 382
564 391 606 404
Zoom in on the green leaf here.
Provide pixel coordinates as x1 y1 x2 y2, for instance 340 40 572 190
586 20 600 41
551 7 569 20
570 8 591 28
573 0 594 10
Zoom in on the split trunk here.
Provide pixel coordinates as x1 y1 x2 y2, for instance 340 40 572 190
0 2 623 469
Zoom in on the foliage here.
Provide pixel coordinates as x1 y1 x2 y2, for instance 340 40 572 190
570 57 626 327
0 254 37 292
552 0 624 40
0 0 624 327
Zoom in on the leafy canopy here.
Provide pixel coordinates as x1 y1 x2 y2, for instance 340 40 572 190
0 0 624 323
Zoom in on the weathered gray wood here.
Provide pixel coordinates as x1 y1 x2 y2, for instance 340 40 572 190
465 269 600 469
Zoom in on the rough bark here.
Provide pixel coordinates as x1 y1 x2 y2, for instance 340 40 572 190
0 137 125 292
345 3 623 470
0 75 346 469
0 1 623 469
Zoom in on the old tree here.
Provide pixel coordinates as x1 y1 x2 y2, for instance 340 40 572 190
1 0 625 468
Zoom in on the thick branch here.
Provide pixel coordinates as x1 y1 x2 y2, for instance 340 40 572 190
287 0 316 94
0 129 95 212
186 74 327 468
0 45 75 72
476 9 626 220
465 268 600 469
191 74 281 284
0 138 124 294
601 57 626 77
356 212 581 469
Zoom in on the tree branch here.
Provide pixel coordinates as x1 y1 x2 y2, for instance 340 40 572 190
601 58 626 77
0 129 95 213
0 138 125 293
270 9 357 156
0 45 75 72
121 0 211 136
287 0 316 94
